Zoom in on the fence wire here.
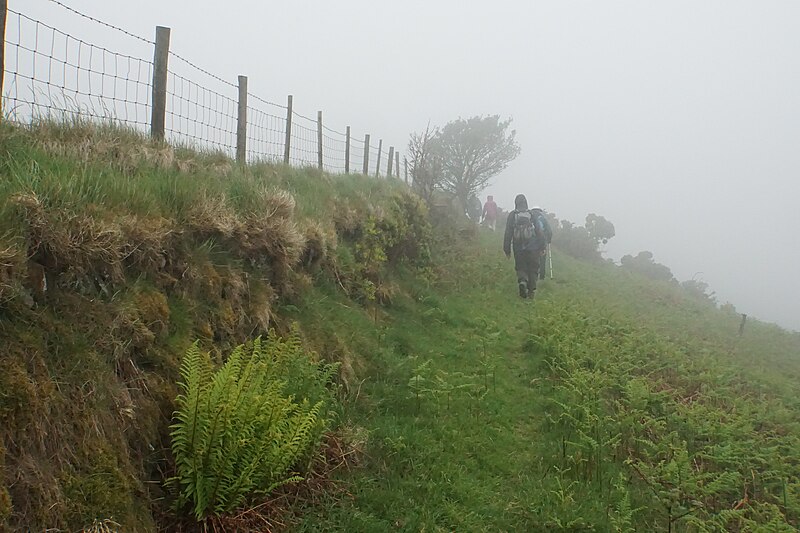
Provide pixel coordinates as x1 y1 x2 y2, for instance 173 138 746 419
4 3 403 176
165 56 238 155
247 94 286 164
322 124 347 174
288 112 318 167
4 8 152 129
370 143 384 177
349 134 366 174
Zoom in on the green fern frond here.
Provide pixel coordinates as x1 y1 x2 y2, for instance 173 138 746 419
169 332 337 520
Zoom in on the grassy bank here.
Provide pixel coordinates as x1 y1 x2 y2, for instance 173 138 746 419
0 121 427 530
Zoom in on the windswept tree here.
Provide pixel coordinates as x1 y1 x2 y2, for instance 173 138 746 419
407 124 440 205
585 213 615 245
434 115 521 211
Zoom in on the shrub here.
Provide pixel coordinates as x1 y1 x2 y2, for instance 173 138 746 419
169 331 338 520
620 251 675 281
553 221 602 262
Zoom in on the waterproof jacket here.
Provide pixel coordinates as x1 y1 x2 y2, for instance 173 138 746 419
504 209 546 255
482 200 498 221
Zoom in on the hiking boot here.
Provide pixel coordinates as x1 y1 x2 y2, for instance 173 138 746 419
518 281 528 299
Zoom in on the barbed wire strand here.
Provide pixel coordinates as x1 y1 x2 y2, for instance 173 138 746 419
8 5 402 175
46 0 155 44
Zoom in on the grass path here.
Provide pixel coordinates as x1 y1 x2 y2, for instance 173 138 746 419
293 232 570 531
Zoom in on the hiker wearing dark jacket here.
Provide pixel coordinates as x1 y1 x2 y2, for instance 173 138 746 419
504 194 546 299
530 206 552 279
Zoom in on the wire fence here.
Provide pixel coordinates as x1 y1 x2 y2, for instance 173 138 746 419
322 124 348 175
2 1 406 179
4 7 153 130
246 94 285 164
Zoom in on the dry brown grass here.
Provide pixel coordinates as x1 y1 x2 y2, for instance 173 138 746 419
119 215 175 275
10 192 126 285
331 199 363 237
232 194 305 293
6 185 313 307
0 237 25 304
29 121 177 175
300 221 338 271
186 194 238 240
247 280 275 335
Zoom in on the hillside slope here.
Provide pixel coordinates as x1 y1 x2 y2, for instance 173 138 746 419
291 230 800 532
1 123 799 531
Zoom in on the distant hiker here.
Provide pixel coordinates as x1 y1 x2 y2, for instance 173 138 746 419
503 194 547 299
468 195 482 222
482 195 498 231
530 206 553 279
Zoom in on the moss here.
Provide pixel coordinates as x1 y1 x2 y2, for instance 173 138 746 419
0 359 35 425
0 486 10 525
61 446 150 530
134 288 170 337
198 320 214 339
0 441 9 525
216 301 238 338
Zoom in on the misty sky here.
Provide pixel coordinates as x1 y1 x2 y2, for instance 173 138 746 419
20 0 800 331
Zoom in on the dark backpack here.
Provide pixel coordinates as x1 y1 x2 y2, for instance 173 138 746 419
512 210 535 244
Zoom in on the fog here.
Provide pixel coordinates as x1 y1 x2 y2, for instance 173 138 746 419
23 0 800 331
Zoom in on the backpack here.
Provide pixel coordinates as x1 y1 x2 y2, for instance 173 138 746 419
531 208 552 243
513 210 535 244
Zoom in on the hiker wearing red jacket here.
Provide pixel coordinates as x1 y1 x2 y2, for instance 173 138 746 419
482 195 498 231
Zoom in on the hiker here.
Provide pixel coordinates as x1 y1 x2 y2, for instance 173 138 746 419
467 195 482 223
482 195 498 231
530 206 553 279
503 194 547 299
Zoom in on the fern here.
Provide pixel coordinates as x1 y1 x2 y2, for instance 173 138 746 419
169 332 339 520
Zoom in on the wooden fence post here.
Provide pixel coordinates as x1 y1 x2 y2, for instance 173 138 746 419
375 139 383 177
283 94 293 164
317 110 323 170
236 75 247 163
387 146 394 177
345 126 351 174
363 134 370 175
0 0 7 119
150 26 171 140
395 150 400 179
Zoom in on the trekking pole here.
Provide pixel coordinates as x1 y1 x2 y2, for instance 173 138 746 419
548 243 554 279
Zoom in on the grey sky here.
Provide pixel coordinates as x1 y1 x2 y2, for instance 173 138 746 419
20 0 800 331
